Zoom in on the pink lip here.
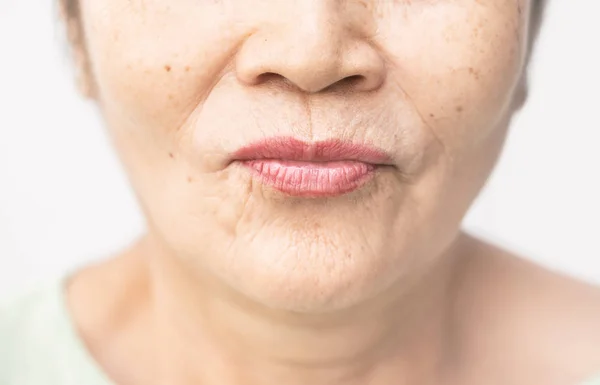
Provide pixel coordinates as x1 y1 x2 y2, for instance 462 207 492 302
231 137 392 197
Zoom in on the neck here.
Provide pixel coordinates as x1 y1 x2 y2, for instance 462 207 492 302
136 234 464 385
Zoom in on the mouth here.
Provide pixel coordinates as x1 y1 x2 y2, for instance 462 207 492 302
230 137 393 197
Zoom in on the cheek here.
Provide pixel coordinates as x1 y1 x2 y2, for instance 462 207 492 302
379 2 528 150
81 1 243 139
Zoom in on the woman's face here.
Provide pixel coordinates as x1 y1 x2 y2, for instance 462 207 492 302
77 0 532 311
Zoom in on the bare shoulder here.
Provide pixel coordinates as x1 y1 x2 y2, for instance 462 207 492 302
455 233 600 385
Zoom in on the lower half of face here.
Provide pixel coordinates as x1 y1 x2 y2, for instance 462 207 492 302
79 0 531 311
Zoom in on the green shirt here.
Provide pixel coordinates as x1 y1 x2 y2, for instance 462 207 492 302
1 276 600 385
0 276 113 385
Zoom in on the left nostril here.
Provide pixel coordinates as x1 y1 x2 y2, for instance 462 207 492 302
323 75 366 93
341 75 365 86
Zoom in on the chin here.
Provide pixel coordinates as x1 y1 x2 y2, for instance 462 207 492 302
224 239 402 313
147 167 452 313
197 182 414 313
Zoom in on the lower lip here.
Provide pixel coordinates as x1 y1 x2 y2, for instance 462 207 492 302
242 159 376 197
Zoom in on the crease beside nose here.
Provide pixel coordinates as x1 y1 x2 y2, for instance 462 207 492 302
235 13 385 94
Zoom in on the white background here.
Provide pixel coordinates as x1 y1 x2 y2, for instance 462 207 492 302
0 0 599 296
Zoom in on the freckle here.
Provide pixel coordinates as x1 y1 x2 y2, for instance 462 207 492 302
185 66 191 72
429 113 435 118
169 152 174 159
165 65 172 72
456 106 463 112
187 176 193 183
168 94 174 100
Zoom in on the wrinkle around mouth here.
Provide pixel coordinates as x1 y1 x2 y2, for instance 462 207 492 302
172 27 254 150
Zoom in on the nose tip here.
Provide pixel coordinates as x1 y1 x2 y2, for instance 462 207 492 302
235 19 386 94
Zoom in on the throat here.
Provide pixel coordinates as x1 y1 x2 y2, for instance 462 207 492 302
143 238 462 385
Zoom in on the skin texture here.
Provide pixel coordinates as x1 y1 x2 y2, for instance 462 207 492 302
59 1 600 385
78 0 527 311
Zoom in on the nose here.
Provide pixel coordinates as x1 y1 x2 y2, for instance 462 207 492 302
235 1 386 94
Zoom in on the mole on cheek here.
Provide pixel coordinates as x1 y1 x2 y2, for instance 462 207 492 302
169 152 174 159
165 65 172 72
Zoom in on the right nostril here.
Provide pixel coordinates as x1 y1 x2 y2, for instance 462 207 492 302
256 72 281 82
255 72 298 91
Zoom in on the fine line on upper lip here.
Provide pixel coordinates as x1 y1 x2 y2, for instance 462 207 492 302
231 137 393 165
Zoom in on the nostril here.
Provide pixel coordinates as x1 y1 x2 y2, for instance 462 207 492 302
255 72 298 91
323 75 366 93
250 72 373 94
340 75 365 86
256 72 282 83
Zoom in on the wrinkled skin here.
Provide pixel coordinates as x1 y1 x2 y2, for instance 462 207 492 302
76 0 527 311
61 1 600 385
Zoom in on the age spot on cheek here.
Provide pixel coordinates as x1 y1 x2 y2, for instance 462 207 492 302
468 67 481 80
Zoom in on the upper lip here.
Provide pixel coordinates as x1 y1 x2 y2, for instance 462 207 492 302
231 137 393 165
